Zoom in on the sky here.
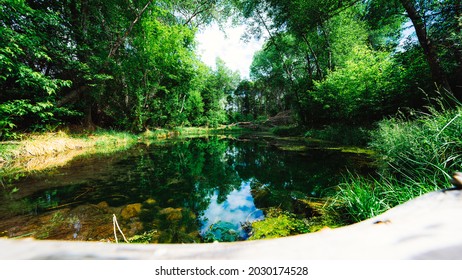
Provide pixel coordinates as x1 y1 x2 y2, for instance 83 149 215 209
196 23 265 79
196 21 417 77
200 181 264 239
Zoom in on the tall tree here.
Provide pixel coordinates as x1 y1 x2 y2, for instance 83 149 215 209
398 0 452 92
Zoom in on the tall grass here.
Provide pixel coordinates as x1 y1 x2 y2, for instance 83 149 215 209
329 101 462 224
371 106 462 180
330 174 439 224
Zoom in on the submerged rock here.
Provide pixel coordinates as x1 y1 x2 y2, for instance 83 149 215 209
159 207 183 221
97 201 109 209
120 203 142 220
144 198 157 205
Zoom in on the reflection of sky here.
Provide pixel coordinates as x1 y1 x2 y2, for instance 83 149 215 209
200 180 264 238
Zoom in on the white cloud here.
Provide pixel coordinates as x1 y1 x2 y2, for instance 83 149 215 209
200 181 264 237
196 23 265 79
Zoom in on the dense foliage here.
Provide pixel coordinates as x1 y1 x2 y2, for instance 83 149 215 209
0 0 240 139
232 0 461 125
1 0 460 137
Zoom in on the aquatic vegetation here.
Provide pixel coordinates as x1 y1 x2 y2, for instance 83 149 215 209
304 125 371 146
248 208 309 240
203 221 241 242
140 126 245 140
128 230 158 244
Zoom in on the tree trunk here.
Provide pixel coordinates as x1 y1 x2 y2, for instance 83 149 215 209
301 34 323 79
399 0 452 93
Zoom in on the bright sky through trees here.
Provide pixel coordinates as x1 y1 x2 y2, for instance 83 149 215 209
196 23 265 79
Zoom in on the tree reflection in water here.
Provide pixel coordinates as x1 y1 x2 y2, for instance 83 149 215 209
0 136 372 243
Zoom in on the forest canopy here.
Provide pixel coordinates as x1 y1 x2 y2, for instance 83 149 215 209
1 0 461 138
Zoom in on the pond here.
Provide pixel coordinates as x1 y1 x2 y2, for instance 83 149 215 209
0 135 373 243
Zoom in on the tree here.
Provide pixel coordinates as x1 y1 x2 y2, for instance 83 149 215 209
1 0 240 136
398 0 452 92
200 58 240 127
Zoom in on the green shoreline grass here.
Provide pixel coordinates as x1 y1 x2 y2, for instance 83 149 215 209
324 105 462 226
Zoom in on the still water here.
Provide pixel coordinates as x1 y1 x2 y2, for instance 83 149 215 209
0 136 372 243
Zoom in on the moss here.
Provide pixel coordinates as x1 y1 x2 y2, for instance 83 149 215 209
248 208 309 240
322 146 376 155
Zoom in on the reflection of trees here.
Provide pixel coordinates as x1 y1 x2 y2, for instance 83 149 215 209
132 137 243 242
6 136 369 242
231 140 358 212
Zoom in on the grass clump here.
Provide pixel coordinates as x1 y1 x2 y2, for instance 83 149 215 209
329 103 462 224
370 106 462 180
328 174 438 224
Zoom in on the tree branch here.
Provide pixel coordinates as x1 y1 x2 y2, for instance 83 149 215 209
108 0 154 58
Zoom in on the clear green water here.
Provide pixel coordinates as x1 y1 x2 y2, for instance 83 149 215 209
0 136 373 243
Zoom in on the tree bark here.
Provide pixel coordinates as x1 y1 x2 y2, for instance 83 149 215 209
399 0 452 93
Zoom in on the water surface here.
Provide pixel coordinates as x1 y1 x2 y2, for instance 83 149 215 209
0 135 373 242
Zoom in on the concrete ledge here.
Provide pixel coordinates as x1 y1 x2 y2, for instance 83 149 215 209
1 190 462 259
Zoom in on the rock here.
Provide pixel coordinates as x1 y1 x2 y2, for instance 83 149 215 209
144 198 156 205
126 221 144 236
97 201 109 208
120 203 142 220
293 198 325 217
159 207 182 221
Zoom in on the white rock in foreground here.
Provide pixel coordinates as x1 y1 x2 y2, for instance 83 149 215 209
1 190 461 259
